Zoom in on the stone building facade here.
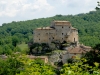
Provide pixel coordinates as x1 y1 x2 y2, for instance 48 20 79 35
34 21 78 45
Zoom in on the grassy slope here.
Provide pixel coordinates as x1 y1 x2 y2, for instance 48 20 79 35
18 43 28 51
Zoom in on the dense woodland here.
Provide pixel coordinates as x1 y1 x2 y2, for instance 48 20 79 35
0 3 100 75
0 10 100 54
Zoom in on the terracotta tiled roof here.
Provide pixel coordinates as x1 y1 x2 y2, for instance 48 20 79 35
67 47 90 54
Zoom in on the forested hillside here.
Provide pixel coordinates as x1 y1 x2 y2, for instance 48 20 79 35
0 10 100 54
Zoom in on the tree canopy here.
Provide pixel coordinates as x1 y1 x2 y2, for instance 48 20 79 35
0 10 100 54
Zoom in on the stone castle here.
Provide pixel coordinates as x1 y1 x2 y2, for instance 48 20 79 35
34 20 78 45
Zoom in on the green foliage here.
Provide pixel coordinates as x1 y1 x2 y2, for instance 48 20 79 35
29 43 52 55
12 36 19 47
60 57 100 75
0 54 56 75
17 58 56 75
93 43 100 50
0 9 100 54
0 44 13 55
95 1 100 10
83 44 100 66
0 54 100 75
0 54 24 75
18 43 29 54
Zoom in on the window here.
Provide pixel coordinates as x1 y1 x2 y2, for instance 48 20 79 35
62 33 63 35
62 26 63 28
74 38 75 42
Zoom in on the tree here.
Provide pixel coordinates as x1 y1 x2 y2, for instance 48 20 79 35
0 54 24 75
60 58 100 75
83 44 100 66
93 43 100 51
12 36 19 47
95 1 100 10
0 54 57 75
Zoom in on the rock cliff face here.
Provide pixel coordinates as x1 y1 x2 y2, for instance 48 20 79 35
48 50 67 65
48 45 91 64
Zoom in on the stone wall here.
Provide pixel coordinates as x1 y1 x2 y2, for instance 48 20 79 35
34 21 78 44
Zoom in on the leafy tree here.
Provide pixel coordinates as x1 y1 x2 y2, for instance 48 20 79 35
95 1 100 10
0 54 57 75
0 54 24 75
12 36 19 47
0 7 100 54
83 44 100 66
60 57 100 75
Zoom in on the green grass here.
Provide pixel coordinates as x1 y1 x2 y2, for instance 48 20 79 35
18 43 28 51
